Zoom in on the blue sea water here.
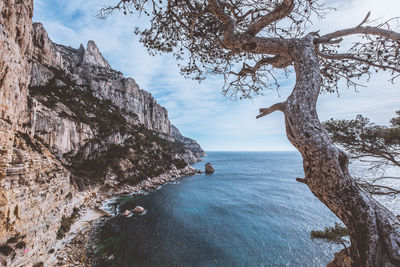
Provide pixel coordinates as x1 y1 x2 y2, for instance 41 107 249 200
95 151 343 266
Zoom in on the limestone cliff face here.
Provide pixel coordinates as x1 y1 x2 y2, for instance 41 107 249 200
31 23 171 135
170 125 206 157
0 0 33 129
0 121 86 266
0 2 85 266
27 23 201 186
0 3 204 265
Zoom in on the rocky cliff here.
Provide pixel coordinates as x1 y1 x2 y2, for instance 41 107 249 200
0 1 205 265
171 125 206 157
27 23 203 185
0 0 32 128
0 1 81 266
31 23 170 136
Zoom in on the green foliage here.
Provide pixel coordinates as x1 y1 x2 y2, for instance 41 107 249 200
29 67 130 138
390 110 400 127
311 223 349 243
56 208 80 239
30 66 190 187
323 111 400 168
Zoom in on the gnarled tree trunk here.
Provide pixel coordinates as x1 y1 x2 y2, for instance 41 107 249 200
284 36 400 266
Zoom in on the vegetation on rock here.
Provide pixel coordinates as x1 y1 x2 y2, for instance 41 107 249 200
56 208 80 239
311 222 349 243
29 62 191 187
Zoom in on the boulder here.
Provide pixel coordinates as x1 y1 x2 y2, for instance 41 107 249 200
133 206 145 214
122 210 131 216
205 163 215 174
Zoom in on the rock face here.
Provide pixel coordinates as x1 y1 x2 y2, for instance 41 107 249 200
0 0 33 128
205 163 215 174
170 125 206 157
28 23 203 167
25 23 201 187
0 1 76 266
0 5 204 266
31 23 171 135
0 121 83 267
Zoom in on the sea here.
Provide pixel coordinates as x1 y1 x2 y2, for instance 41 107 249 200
94 151 343 267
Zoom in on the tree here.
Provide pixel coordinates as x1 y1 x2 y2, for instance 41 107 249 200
324 112 400 195
100 1 400 265
324 111 400 170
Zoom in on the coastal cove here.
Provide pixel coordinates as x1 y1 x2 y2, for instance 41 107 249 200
1 0 399 265
93 151 343 266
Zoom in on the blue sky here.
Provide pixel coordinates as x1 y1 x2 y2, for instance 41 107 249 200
33 0 400 151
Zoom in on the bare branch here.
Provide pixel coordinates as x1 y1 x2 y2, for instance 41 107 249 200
358 182 400 196
256 102 286 119
315 14 400 92
357 11 371 28
316 26 400 44
296 177 308 184
317 50 400 74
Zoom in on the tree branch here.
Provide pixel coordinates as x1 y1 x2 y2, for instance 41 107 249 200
206 0 291 55
316 26 400 44
296 177 308 184
245 0 295 36
358 182 400 196
357 11 371 28
317 50 400 74
256 102 286 119
206 0 236 43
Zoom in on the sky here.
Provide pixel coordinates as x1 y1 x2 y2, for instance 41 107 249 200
33 0 400 151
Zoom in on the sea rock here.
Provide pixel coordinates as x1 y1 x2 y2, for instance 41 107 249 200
133 206 145 214
95 208 112 217
205 163 215 174
179 165 201 176
122 210 131 216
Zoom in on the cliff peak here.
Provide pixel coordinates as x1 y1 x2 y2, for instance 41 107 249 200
83 40 111 68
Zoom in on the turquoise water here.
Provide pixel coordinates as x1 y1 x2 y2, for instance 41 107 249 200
95 152 342 266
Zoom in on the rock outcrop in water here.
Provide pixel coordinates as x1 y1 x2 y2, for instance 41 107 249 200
0 1 205 265
205 163 215 174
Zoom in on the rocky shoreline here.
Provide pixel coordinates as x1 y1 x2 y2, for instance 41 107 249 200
49 165 201 266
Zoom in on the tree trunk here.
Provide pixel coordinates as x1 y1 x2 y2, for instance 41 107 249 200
284 35 400 266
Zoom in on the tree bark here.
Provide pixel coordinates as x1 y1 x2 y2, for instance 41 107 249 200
284 35 400 266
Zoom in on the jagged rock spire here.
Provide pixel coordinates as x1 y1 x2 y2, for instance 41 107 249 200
83 40 111 68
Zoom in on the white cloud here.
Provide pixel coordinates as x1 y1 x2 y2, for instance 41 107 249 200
33 0 400 151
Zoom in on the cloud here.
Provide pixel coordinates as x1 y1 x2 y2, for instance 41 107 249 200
33 0 400 151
